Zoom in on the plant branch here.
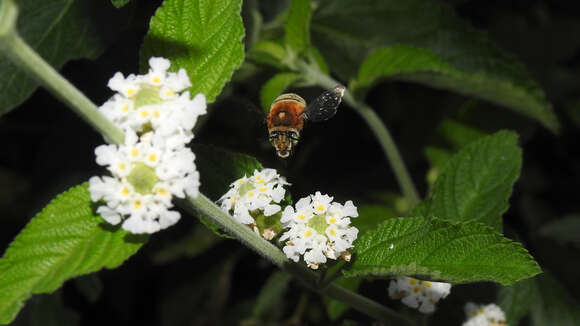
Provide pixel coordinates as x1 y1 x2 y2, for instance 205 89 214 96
298 61 421 207
0 0 124 145
1 2 414 322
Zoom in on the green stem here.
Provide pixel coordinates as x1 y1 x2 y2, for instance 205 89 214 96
0 0 124 145
298 62 420 207
1 2 414 323
188 194 415 325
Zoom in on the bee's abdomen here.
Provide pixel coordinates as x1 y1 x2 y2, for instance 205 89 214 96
267 98 305 131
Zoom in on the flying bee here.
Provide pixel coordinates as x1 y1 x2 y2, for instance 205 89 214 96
266 85 346 158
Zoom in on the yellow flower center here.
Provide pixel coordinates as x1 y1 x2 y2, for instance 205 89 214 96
328 217 337 224
130 148 139 158
424 281 432 287
297 214 306 220
156 187 168 196
148 153 158 163
316 204 324 212
152 76 161 83
127 88 135 96
409 279 417 285
304 230 313 238
117 162 127 172
121 104 129 112
133 200 142 210
121 186 131 197
329 228 337 236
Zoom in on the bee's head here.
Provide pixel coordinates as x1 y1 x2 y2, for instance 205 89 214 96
269 129 300 158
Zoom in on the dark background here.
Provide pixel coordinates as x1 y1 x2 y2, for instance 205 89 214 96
2 0 580 325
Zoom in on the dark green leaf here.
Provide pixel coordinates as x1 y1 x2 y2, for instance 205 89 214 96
345 217 541 285
537 215 580 249
285 0 311 53
260 72 302 113
248 40 289 69
0 0 127 115
351 205 396 241
411 131 522 232
111 0 130 8
140 0 245 103
0 183 146 324
531 273 580 326
191 145 263 237
312 2 559 132
152 225 223 264
325 277 362 321
252 271 291 319
498 277 537 326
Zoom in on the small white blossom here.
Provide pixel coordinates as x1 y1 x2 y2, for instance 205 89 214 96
100 57 205 139
280 192 358 269
388 277 451 313
89 130 200 234
462 303 506 326
218 169 290 239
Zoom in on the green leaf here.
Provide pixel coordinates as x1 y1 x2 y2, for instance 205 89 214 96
325 277 362 321
248 40 289 69
152 225 223 264
351 205 396 241
0 0 127 115
437 119 487 150
140 0 245 104
260 72 302 113
312 1 559 132
0 183 146 324
498 277 538 326
531 273 580 326
191 145 263 237
193 144 263 201
285 0 312 53
411 131 522 232
111 0 130 8
344 217 541 285
252 271 291 319
537 215 580 249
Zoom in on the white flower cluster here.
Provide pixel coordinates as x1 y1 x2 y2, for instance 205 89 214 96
218 169 289 239
462 303 506 326
279 192 359 269
388 277 452 313
89 57 206 234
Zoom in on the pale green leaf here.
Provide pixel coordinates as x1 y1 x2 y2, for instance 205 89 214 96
411 131 522 232
344 217 541 285
437 119 487 150
285 0 311 53
312 1 559 132
260 72 302 113
252 271 291 319
140 0 245 103
0 0 127 115
0 183 146 324
498 277 538 326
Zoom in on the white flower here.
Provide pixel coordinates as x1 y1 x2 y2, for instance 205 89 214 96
218 168 290 239
89 130 200 234
100 57 205 139
280 192 358 269
388 277 451 314
462 303 506 326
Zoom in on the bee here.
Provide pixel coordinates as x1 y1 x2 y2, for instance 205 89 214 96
266 85 346 158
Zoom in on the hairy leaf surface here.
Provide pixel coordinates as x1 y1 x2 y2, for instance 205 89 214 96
0 184 146 324
140 0 245 103
345 217 541 285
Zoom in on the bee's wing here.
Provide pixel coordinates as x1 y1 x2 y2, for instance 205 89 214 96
302 85 345 122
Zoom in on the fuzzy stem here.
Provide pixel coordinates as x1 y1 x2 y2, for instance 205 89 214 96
0 0 124 145
298 62 421 207
1 2 414 323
